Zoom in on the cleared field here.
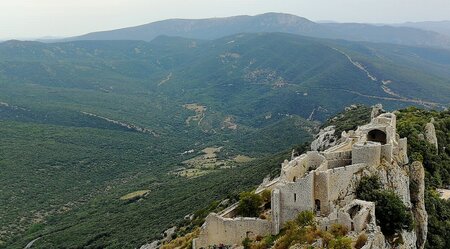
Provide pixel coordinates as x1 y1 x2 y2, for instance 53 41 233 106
120 190 150 201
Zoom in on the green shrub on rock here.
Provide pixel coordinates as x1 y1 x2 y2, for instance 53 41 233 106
356 176 413 236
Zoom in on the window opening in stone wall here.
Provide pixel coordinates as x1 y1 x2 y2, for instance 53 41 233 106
294 193 297 202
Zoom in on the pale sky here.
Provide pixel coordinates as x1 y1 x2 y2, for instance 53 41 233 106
1 0 450 40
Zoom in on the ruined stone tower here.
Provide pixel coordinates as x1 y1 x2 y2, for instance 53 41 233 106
193 107 426 249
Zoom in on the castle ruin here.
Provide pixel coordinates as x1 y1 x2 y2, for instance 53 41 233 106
193 109 427 249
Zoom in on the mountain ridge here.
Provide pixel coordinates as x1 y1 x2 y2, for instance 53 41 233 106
57 12 450 49
393 20 450 37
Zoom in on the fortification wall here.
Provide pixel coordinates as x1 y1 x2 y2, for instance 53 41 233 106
323 150 352 169
277 172 314 226
193 214 272 248
381 144 393 162
379 113 396 129
314 171 330 215
385 125 396 145
327 164 368 205
306 151 326 170
280 155 308 182
352 142 381 167
318 200 376 234
272 189 281 234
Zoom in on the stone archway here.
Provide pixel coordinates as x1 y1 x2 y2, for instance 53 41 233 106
367 129 387 145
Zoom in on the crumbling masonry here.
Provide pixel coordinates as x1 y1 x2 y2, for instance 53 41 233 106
193 109 427 249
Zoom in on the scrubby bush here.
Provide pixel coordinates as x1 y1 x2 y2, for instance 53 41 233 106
261 189 272 203
236 192 263 217
355 233 368 249
319 230 334 247
242 237 252 249
329 224 348 238
296 210 315 227
272 214 355 249
328 237 352 249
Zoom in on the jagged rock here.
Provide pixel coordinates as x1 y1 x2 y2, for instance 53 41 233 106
163 227 177 242
184 214 195 220
425 122 438 151
345 104 358 111
310 125 337 151
140 226 177 249
140 241 159 249
410 161 428 249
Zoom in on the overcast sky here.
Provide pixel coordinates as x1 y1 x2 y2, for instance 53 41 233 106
1 0 450 40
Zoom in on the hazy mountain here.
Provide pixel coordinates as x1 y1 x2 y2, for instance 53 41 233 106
393 21 450 37
321 22 450 48
63 13 450 49
66 13 333 41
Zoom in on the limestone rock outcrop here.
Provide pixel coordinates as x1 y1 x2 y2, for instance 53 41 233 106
310 126 338 151
410 161 428 249
425 121 438 151
140 241 159 249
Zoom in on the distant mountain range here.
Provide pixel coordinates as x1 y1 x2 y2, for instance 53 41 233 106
393 21 450 37
61 13 450 49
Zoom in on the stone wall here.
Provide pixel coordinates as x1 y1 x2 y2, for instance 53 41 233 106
281 155 309 182
306 151 326 171
327 164 368 205
271 189 281 234
314 171 330 215
381 144 393 163
193 214 272 248
277 172 314 226
318 200 376 234
352 142 381 167
323 150 352 169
